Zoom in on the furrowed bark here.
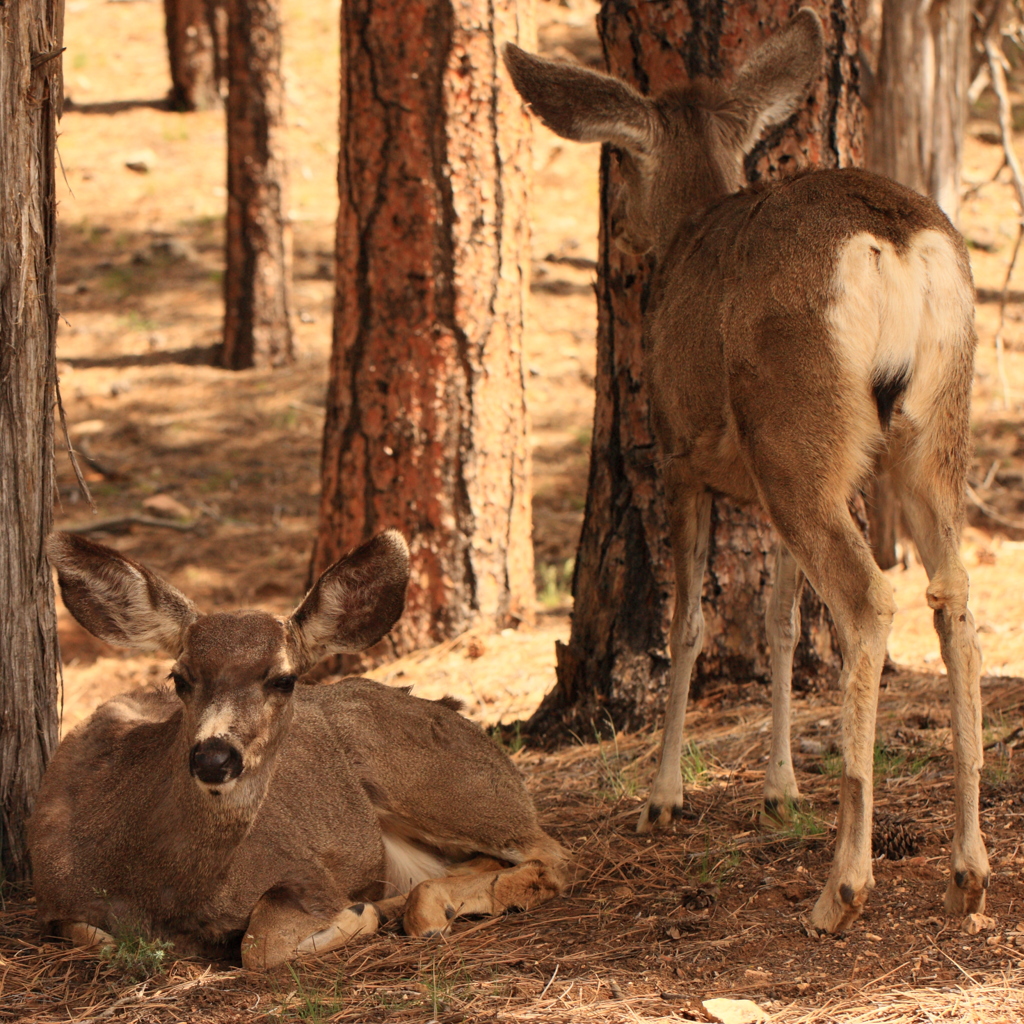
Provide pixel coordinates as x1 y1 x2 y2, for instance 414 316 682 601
221 0 293 369
163 0 223 112
0 0 63 879
311 0 536 665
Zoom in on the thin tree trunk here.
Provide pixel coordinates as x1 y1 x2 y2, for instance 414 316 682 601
311 0 536 666
220 0 293 370
163 0 223 111
867 0 970 223
0 0 63 880
533 0 863 737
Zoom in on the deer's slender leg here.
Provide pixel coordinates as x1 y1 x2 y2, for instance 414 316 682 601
402 838 567 936
893 477 989 917
62 922 115 949
761 543 805 823
637 483 713 833
242 889 404 969
766 501 894 933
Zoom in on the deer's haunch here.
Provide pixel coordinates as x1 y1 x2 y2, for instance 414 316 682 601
504 7 988 932
30 532 567 969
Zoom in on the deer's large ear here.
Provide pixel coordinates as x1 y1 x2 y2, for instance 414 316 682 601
503 44 656 152
288 530 410 670
729 8 824 153
47 533 198 655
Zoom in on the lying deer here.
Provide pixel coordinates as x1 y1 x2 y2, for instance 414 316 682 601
30 532 567 969
505 8 988 932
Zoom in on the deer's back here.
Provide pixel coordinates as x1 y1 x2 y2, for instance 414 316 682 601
646 168 972 501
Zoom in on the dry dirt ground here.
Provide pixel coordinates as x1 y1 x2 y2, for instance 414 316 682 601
4 1 1024 1021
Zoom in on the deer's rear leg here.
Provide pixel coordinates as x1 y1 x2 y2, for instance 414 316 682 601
402 837 568 937
895 475 990 917
766 499 894 933
761 543 805 825
638 486 712 832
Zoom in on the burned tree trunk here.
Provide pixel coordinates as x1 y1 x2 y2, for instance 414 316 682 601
311 0 535 664
533 0 864 737
220 0 293 370
0 0 62 879
163 0 224 111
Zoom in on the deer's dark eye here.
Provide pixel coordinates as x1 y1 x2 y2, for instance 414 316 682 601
170 672 192 699
268 674 296 694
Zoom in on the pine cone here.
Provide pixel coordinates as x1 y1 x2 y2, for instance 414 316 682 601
873 813 921 860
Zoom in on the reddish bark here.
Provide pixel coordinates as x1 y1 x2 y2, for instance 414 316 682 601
311 0 535 664
163 0 224 112
221 0 293 370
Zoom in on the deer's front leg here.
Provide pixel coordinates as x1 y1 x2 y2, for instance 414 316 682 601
638 488 711 832
242 890 395 970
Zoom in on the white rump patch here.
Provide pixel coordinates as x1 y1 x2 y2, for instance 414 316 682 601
828 228 973 426
382 833 447 897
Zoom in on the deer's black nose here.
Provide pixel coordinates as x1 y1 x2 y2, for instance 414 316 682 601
189 738 243 784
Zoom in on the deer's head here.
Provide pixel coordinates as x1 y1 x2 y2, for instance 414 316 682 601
48 531 409 803
503 8 824 257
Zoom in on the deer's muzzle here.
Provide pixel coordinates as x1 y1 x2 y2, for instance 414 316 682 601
190 738 243 784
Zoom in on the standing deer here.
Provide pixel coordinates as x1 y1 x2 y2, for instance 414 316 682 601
504 8 988 932
30 532 567 969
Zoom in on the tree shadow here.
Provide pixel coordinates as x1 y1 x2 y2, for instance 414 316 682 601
61 344 221 369
64 97 170 115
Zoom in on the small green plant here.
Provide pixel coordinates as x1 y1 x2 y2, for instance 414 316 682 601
421 958 473 1017
285 965 344 1023
102 933 174 982
775 805 826 842
874 742 928 780
595 720 638 803
490 720 525 755
537 558 574 608
680 741 709 785
691 844 741 886
821 750 843 778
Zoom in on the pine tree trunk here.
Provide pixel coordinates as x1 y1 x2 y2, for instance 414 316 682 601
867 0 970 223
220 0 293 370
311 0 536 666
533 0 863 737
164 0 223 111
0 0 62 880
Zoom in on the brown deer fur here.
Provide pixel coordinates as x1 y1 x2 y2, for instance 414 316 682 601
30 532 567 969
504 8 988 932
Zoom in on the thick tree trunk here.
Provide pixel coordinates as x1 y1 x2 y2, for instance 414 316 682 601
867 0 969 222
311 0 535 666
163 0 223 111
533 0 863 737
220 0 293 370
0 0 62 880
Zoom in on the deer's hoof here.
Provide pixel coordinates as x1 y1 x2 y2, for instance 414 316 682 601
944 866 990 918
808 881 869 934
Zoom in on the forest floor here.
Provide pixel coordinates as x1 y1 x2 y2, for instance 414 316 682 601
4 0 1024 1021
